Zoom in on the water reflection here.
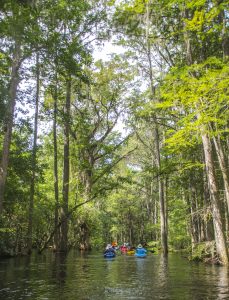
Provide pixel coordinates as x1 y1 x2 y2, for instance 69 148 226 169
0 251 229 300
217 266 229 299
51 252 67 284
157 254 169 297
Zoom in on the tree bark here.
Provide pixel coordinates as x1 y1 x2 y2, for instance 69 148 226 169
0 40 21 213
217 0 229 60
188 180 199 248
27 52 40 254
53 71 60 251
59 78 71 253
201 132 228 265
182 8 193 65
212 134 229 215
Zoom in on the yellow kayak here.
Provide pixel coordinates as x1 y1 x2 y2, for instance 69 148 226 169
127 250 135 255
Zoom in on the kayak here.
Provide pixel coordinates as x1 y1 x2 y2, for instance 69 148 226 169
135 248 147 258
127 250 135 255
104 251 115 258
135 252 147 258
120 246 128 253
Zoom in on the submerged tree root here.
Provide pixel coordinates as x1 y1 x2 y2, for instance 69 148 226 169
203 255 222 265
189 241 223 264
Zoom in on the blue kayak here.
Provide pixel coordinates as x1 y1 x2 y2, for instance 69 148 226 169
135 252 147 258
104 251 116 258
135 248 147 258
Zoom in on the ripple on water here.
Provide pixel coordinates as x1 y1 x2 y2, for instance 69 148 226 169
0 251 229 300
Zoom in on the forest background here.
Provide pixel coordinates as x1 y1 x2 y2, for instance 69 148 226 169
0 0 229 265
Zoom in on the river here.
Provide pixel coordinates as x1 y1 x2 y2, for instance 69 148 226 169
0 250 228 299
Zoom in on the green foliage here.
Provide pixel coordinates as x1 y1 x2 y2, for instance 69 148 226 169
158 57 229 154
168 198 190 249
1 0 228 257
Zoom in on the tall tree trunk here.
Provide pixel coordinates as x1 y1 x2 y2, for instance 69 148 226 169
155 129 168 255
202 160 215 241
224 198 229 240
185 191 195 248
217 0 229 60
199 189 206 242
59 78 71 253
188 180 199 247
145 0 168 255
201 132 228 265
79 222 91 250
53 71 60 251
183 8 193 65
0 40 21 213
212 134 229 215
202 163 211 241
164 175 168 237
152 181 158 227
27 52 40 254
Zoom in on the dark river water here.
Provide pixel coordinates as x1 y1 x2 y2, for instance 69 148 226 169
0 250 229 299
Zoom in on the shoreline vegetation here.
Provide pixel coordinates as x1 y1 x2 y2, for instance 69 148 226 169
1 236 227 266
